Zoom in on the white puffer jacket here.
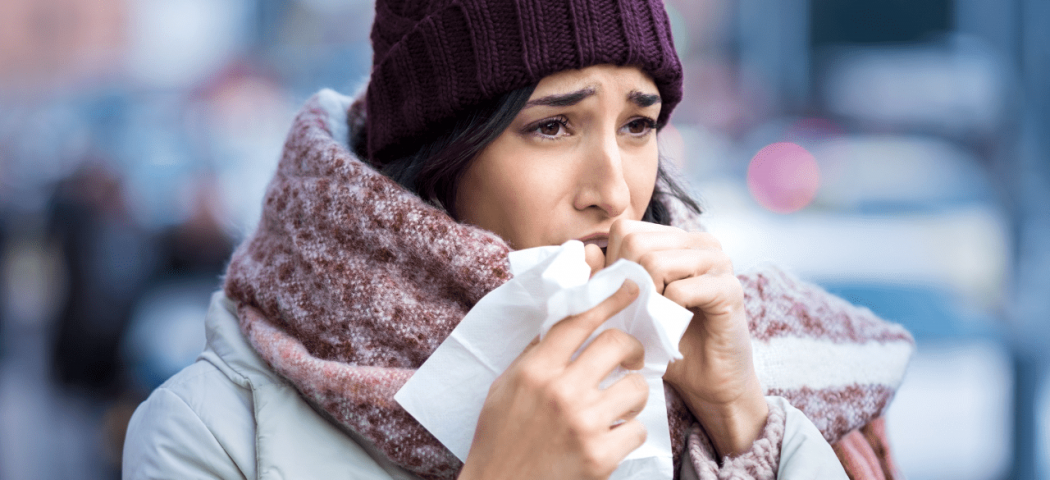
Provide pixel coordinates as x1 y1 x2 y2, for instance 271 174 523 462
122 292 846 479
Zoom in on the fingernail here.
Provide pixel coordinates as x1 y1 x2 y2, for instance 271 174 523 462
622 279 638 294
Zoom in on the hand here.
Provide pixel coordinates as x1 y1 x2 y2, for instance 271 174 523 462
458 280 649 480
593 219 768 458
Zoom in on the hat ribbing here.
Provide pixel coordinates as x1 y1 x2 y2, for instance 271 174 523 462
365 0 684 163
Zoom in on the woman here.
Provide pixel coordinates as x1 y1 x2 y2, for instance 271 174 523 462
124 0 913 478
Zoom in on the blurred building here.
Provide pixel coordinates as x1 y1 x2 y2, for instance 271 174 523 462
677 2 1050 479
0 0 124 92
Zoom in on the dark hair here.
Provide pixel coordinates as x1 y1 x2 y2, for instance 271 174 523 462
351 85 701 224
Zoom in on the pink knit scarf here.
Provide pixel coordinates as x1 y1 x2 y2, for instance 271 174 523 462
224 91 914 479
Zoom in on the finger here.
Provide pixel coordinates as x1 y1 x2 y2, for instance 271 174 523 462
599 418 647 463
606 219 670 266
616 231 722 265
637 249 733 294
538 279 639 364
565 329 645 386
608 225 722 267
594 373 649 425
584 243 605 278
503 335 542 374
663 274 744 325
520 335 541 355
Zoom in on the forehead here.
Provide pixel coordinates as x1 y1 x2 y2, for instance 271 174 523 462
530 64 658 97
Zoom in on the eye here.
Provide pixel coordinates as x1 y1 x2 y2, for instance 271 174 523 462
523 116 570 139
537 119 564 136
623 117 657 136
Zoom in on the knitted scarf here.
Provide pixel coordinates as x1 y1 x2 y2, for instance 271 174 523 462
224 90 914 480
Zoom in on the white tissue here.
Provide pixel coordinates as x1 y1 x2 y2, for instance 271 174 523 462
394 240 694 479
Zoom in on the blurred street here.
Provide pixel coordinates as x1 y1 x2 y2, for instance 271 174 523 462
1 0 1048 478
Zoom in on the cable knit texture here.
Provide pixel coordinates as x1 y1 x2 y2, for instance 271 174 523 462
688 398 785 479
365 0 683 163
223 92 914 480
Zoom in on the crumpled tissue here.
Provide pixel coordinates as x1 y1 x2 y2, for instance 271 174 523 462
394 240 694 479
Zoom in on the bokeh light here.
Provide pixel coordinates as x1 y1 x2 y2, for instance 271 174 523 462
746 142 821 213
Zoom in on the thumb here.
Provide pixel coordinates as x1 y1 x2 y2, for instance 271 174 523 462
584 243 605 278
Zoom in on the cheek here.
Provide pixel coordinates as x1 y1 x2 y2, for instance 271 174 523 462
497 166 568 245
457 146 563 247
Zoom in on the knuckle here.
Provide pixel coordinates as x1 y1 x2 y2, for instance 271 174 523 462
711 237 724 252
580 444 612 477
626 373 649 393
578 410 603 434
697 232 722 251
515 364 548 390
545 378 577 409
709 285 729 307
632 422 648 446
489 371 508 391
613 231 646 260
597 328 631 350
726 276 743 297
637 251 661 272
565 411 600 443
713 251 734 272
717 278 743 305
664 281 686 303
625 333 645 355
620 232 642 259
725 291 747 318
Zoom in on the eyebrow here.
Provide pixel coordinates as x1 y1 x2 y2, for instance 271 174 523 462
628 90 661 108
524 87 597 108
522 87 662 109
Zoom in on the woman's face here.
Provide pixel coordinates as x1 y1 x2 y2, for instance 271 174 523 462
456 64 661 250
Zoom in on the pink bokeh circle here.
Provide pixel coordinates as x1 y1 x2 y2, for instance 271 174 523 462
746 142 821 213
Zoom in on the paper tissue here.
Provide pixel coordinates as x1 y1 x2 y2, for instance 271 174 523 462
394 240 694 479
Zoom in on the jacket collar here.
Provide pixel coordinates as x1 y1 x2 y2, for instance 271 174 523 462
200 291 419 479
200 291 275 388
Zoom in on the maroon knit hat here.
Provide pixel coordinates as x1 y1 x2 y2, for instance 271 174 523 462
365 0 684 163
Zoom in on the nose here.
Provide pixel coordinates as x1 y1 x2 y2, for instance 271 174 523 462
573 132 631 217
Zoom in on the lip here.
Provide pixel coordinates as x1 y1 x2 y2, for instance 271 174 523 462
576 233 609 249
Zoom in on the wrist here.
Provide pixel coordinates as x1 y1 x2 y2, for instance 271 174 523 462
687 378 769 458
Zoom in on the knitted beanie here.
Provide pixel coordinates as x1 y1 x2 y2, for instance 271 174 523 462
365 0 684 163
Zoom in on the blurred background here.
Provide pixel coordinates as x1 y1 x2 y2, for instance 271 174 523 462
0 0 1046 478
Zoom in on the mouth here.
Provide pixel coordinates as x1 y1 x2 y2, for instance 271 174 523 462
577 233 609 254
